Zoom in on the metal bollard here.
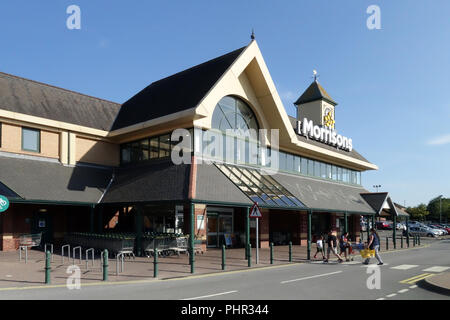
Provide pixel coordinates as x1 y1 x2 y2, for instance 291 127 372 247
418 236 421 246
270 242 274 265
247 243 251 267
413 236 416 246
116 253 124 276
45 251 51 284
62 244 70 264
386 237 389 251
102 249 108 281
85 248 94 270
222 245 226 271
73 246 82 265
153 249 158 278
289 241 292 262
44 244 54 263
393 236 396 249
401 235 404 248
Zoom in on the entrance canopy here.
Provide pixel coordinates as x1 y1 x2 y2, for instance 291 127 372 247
360 192 408 218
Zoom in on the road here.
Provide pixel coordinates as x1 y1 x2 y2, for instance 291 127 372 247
0 239 448 300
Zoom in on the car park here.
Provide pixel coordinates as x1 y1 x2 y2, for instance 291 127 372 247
428 225 448 235
376 221 392 230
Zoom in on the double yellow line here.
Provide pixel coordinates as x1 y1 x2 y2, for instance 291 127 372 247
400 273 434 284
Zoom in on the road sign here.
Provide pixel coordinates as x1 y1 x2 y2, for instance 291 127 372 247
0 195 9 213
249 203 262 219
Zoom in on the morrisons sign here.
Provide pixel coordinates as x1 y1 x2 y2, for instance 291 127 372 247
297 118 353 152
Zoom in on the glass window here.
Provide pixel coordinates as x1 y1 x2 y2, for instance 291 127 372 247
279 152 287 171
326 164 332 179
294 156 301 173
286 154 294 172
211 96 259 136
140 139 149 161
337 167 343 181
159 134 171 158
320 162 326 179
22 127 40 152
314 161 320 177
301 157 308 174
308 159 314 176
130 141 140 162
332 166 337 180
121 144 131 163
357 172 361 185
150 137 159 159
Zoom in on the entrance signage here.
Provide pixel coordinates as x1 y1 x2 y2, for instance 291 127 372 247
249 203 262 219
0 195 9 213
297 118 353 152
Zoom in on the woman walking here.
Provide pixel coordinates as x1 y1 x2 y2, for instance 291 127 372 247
363 228 384 265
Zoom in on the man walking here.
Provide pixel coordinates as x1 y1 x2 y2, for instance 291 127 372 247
324 230 343 263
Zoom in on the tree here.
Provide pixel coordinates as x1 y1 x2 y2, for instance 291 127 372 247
406 204 430 221
427 197 450 223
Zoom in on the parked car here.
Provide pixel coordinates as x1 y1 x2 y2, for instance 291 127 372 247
376 221 392 230
428 225 448 235
406 226 440 238
431 224 450 234
396 223 406 230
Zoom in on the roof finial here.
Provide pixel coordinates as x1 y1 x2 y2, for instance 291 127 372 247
312 69 319 81
251 29 255 40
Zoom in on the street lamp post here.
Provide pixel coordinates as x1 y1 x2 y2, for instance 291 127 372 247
373 185 381 192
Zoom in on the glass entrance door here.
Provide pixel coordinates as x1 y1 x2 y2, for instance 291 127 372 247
207 213 233 248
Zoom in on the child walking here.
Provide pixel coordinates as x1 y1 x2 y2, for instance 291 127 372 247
313 235 325 260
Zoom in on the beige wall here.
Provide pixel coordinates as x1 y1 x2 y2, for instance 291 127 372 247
75 136 119 167
0 122 59 159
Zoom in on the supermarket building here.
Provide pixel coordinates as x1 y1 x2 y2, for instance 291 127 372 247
0 39 400 258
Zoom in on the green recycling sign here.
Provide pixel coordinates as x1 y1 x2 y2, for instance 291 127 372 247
0 195 9 213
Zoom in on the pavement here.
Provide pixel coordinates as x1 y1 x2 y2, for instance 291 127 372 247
0 234 430 289
0 236 448 299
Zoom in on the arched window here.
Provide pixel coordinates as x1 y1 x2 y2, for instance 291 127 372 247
211 96 259 135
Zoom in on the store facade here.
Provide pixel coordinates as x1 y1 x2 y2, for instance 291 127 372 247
0 39 390 262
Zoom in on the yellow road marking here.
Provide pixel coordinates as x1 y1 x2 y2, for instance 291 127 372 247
400 273 434 284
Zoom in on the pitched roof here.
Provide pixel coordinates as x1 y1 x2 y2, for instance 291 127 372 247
0 155 112 203
0 72 121 131
275 172 375 214
111 46 247 131
360 192 389 215
294 80 337 106
101 160 191 204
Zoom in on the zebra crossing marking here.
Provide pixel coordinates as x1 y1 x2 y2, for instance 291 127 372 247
390 264 418 270
422 266 450 273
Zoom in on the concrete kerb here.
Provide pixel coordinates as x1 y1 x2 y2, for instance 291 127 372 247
418 272 450 296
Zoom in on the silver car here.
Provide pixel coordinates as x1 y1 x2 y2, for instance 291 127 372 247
408 226 439 238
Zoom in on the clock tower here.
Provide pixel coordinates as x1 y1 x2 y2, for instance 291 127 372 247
294 77 338 129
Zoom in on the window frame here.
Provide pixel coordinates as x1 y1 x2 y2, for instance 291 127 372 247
21 127 41 153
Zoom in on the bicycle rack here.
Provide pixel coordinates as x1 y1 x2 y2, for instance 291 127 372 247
62 244 70 264
116 252 124 276
44 243 54 262
19 246 28 263
85 248 95 270
73 246 82 265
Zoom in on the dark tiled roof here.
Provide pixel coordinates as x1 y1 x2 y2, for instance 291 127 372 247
274 172 374 214
287 116 370 164
0 72 121 131
0 155 112 203
294 80 337 106
111 46 247 131
360 192 389 215
101 160 191 204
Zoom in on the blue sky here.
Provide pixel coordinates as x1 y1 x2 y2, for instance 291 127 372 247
0 1 448 207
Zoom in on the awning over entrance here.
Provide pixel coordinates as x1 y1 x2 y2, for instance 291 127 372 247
0 155 112 204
